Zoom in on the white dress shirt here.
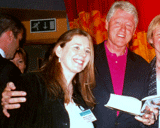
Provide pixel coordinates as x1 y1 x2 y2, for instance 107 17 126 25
0 48 6 58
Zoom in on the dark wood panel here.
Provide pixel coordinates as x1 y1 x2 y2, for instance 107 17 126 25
0 7 66 21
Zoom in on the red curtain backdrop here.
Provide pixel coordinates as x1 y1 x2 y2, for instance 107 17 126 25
64 0 157 62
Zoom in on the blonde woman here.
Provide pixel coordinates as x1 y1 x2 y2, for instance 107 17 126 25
147 15 160 128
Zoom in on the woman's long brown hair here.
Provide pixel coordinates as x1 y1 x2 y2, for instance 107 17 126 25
40 29 95 107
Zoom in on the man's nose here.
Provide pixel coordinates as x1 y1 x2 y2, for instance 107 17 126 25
120 24 126 31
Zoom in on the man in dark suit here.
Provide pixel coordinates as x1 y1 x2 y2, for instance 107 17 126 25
93 1 157 128
0 13 25 123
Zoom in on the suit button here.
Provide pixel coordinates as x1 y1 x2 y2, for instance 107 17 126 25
115 122 119 125
63 123 68 126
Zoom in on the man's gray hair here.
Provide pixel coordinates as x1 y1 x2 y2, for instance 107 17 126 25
106 1 138 27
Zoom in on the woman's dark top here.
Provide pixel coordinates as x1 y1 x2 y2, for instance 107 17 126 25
2 72 89 128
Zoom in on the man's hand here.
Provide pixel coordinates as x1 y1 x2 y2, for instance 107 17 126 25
135 105 159 125
1 82 27 117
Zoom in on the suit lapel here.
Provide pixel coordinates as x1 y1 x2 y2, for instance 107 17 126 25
148 57 156 95
122 50 136 95
0 55 6 70
95 44 139 95
94 42 114 93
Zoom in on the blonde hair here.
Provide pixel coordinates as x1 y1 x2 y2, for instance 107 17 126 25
106 1 138 27
147 15 160 47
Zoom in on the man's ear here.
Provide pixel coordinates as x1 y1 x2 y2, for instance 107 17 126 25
5 31 14 42
133 28 136 36
148 38 153 44
55 45 62 58
105 19 109 31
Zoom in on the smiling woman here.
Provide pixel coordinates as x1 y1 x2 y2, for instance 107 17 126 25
56 35 91 75
1 28 96 128
147 15 160 128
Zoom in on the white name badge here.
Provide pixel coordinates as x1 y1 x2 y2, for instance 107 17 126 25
79 109 97 123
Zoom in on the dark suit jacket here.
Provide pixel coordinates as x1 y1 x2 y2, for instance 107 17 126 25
0 55 21 124
147 57 158 128
0 55 21 88
93 42 151 128
2 72 91 128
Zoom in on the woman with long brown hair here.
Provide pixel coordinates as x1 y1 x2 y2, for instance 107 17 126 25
2 28 96 128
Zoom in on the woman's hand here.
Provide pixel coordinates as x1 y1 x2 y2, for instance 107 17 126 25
1 82 27 117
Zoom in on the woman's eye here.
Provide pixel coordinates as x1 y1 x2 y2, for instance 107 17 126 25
18 61 23 63
86 50 91 54
74 46 79 50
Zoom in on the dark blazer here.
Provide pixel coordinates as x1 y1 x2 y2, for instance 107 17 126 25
147 57 158 128
0 55 21 124
0 55 21 90
93 42 151 128
2 72 90 128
